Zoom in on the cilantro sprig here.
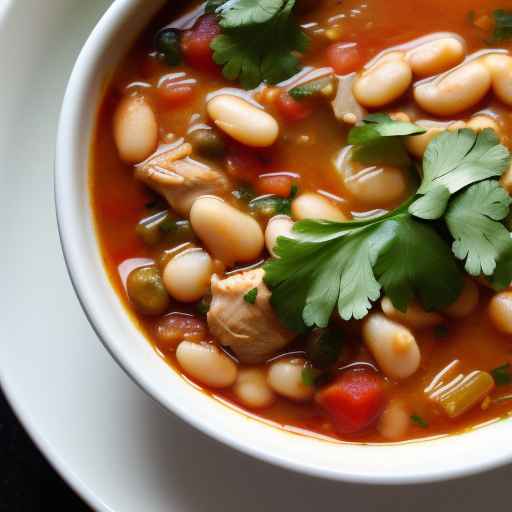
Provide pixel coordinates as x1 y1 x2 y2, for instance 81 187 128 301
208 0 309 89
263 120 511 331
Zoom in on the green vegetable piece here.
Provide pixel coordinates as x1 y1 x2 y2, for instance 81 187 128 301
445 180 512 279
250 195 291 217
155 28 182 66
301 367 322 387
126 266 170 316
419 129 510 196
491 10 512 42
159 218 195 245
196 294 212 315
348 113 426 146
187 128 226 158
409 185 450 220
491 363 512 386
410 414 428 428
218 0 285 28
136 210 169 246
244 287 258 304
211 0 309 89
289 76 334 100
306 327 343 369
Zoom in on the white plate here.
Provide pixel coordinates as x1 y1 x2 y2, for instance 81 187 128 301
2 0 512 510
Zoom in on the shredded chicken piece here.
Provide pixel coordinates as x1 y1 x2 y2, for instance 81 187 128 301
207 269 295 363
135 142 232 216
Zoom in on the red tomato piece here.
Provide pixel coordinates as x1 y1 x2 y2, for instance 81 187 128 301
181 14 220 73
326 43 363 75
316 368 386 435
157 77 196 107
256 175 293 197
276 92 313 122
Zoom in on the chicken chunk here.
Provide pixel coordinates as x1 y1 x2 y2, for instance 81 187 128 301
207 269 295 363
135 142 231 216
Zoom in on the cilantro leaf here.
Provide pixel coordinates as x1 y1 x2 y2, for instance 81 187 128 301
491 9 512 42
419 129 510 195
445 180 512 277
250 195 291 216
374 216 463 312
243 287 258 304
491 363 512 386
409 185 450 220
350 137 412 168
210 0 309 89
218 0 285 28
348 114 426 146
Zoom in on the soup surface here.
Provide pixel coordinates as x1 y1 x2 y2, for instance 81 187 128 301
92 0 512 442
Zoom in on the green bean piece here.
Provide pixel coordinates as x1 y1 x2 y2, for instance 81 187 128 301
126 266 170 316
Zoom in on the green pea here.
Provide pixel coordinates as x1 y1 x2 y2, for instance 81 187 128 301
155 28 182 66
306 327 343 370
136 210 169 246
187 128 226 159
126 266 170 316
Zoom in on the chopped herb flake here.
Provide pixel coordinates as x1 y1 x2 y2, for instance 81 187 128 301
491 363 512 386
244 287 258 304
491 9 512 42
411 414 428 428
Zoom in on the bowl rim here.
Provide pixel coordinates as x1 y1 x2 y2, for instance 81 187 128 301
55 0 512 485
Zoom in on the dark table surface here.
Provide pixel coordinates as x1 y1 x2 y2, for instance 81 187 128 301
0 390 91 512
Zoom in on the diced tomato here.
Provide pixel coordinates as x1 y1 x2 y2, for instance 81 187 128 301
316 368 386 435
256 175 293 197
154 313 208 350
276 92 313 122
157 77 196 107
325 43 363 75
181 14 220 73
225 144 265 183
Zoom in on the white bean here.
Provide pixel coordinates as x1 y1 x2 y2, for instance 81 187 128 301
267 358 314 402
489 291 512 335
405 120 465 159
265 215 294 258
377 401 410 441
341 158 408 206
353 53 412 108
484 54 512 107
233 368 275 409
406 37 465 77
190 196 264 266
162 249 213 303
381 297 443 329
466 114 501 135
443 278 479 318
291 193 347 221
414 60 492 116
207 94 279 147
363 313 420 380
113 96 158 164
176 341 237 388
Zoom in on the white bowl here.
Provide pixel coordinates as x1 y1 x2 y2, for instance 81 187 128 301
55 0 512 484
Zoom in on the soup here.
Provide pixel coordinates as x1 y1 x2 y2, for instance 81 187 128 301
92 0 512 442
